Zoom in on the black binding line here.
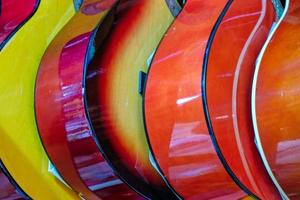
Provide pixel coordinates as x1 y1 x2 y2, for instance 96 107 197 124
0 159 31 199
33 3 143 200
201 0 259 199
82 7 152 199
0 0 40 51
82 1 187 199
33 2 89 198
82 3 181 199
140 1 186 199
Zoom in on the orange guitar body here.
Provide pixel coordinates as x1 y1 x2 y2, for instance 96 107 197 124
253 0 300 198
144 0 281 199
205 0 281 199
144 0 247 199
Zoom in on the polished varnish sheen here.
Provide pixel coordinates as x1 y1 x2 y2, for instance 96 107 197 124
35 1 142 199
253 0 300 198
85 0 179 199
143 0 258 199
205 0 281 199
0 0 39 49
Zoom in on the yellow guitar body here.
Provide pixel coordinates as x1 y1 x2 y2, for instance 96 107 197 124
0 0 79 199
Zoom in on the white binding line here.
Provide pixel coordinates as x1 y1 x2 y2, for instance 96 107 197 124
232 0 267 194
251 0 290 199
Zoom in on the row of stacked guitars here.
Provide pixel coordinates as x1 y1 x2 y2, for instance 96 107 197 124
0 0 298 199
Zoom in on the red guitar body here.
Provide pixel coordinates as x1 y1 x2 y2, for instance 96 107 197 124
0 0 39 49
35 1 142 199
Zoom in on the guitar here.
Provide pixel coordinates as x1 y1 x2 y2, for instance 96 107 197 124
0 160 29 200
0 0 80 199
143 0 281 199
252 0 300 198
85 0 182 199
204 0 282 199
35 1 143 199
0 0 40 50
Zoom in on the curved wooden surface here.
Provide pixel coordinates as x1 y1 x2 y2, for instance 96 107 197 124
143 0 257 199
0 0 80 199
205 0 281 199
253 0 300 198
85 0 180 199
0 0 39 50
35 1 143 199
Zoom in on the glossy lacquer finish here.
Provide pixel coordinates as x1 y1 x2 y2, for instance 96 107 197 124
85 0 179 199
0 161 26 200
205 0 282 199
35 1 142 200
143 0 258 199
253 0 300 198
0 0 80 199
0 0 39 49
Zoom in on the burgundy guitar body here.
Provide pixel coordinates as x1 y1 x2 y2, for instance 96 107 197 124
35 1 143 199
